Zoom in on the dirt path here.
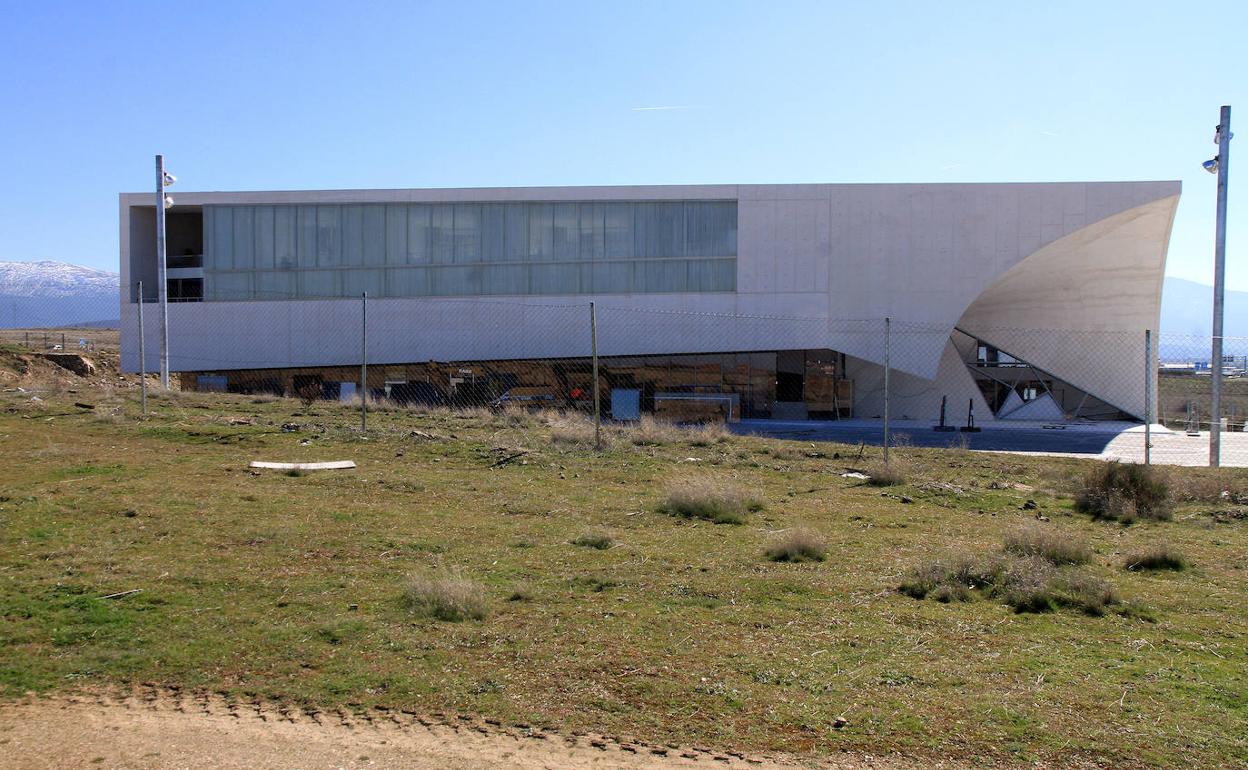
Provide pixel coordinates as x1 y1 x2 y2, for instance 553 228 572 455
0 688 969 770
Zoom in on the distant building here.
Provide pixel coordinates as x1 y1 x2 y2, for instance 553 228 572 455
119 181 1179 422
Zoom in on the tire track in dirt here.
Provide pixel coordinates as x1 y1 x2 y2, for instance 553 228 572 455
0 685 876 769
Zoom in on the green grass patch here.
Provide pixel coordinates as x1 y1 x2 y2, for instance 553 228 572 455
0 384 1244 768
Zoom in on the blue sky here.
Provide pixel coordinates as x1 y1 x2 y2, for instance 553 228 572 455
0 1 1243 286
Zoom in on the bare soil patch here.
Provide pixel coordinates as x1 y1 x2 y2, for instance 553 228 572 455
0 688 996 770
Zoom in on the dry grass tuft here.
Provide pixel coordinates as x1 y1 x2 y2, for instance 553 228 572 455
1003 524 1092 565
572 530 615 550
763 444 805 461
548 413 611 449
1160 466 1248 504
899 551 1011 601
1123 543 1188 572
403 571 490 622
764 528 827 563
687 421 732 447
1014 570 1119 616
900 548 1121 617
1075 461 1171 523
499 406 538 428
864 460 908 487
346 394 406 412
661 476 763 524
629 416 685 446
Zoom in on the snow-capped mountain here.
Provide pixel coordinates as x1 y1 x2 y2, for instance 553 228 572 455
0 260 118 298
0 260 119 328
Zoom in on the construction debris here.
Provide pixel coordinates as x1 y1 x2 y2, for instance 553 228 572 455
98 589 142 600
249 460 356 471
489 450 530 468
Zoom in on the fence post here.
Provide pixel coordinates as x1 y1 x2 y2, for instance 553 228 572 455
61 333 66 350
591 301 601 450
1144 329 1151 465
360 292 368 433
138 282 147 416
883 316 891 466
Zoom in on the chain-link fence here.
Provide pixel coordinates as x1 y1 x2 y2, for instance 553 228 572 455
0 328 116 354
10 284 1248 468
0 289 120 354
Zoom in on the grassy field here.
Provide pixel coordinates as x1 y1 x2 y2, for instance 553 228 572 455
1 383 1246 768
1158 372 1248 430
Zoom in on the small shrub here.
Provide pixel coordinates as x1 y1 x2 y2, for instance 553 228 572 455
572 530 614 550
898 560 949 599
572 575 620 592
764 528 827 563
507 583 534 602
1123 544 1188 571
1075 461 1171 523
900 550 1122 617
661 476 762 524
994 554 1056 609
1117 600 1158 622
1003 524 1092 565
316 620 366 645
403 571 490 622
930 583 974 603
898 551 999 599
1044 570 1119 616
864 461 907 487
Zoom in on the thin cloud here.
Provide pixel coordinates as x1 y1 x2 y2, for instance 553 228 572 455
630 105 702 112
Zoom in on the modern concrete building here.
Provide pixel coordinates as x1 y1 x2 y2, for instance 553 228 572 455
119 181 1180 423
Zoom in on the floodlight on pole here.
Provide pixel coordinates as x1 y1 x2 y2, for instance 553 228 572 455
155 154 173 390
1208 106 1232 467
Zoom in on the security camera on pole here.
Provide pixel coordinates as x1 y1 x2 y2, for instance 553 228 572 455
155 155 176 389
1204 107 1232 467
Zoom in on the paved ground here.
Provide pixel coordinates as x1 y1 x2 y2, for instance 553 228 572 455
731 419 1248 467
0 690 1001 770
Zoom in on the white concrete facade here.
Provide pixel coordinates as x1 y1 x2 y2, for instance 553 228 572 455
119 181 1180 421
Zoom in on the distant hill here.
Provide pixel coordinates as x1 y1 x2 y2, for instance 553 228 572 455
0 260 119 328
1160 277 1248 339
1159 277 1248 360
